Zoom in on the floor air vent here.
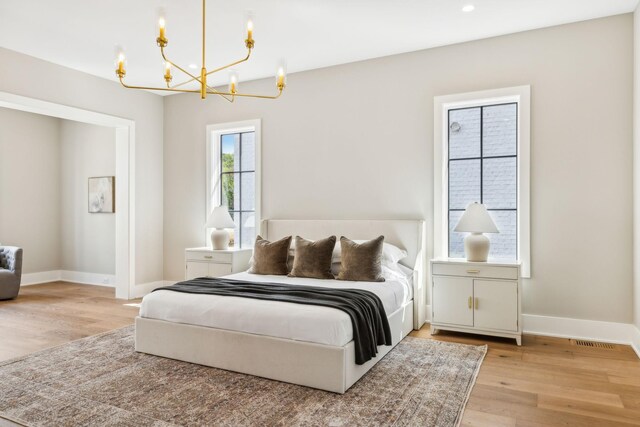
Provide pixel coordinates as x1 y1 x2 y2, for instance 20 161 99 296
572 340 615 349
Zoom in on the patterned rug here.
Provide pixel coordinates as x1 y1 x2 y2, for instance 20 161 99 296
0 326 486 426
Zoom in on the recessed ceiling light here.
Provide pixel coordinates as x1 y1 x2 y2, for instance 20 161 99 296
462 4 475 12
189 63 198 69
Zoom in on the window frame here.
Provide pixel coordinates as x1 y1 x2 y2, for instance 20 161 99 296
447 102 518 259
434 86 531 277
219 131 256 246
206 119 261 249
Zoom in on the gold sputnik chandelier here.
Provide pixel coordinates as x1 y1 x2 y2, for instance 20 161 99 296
115 0 286 101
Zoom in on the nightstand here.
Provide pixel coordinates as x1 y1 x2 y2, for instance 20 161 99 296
430 258 522 345
185 247 252 280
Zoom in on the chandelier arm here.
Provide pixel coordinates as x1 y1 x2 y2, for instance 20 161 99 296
203 84 233 102
207 88 284 100
169 77 198 89
206 49 252 76
218 93 234 103
160 46 203 83
163 71 234 100
119 77 201 94
169 49 252 90
168 77 235 102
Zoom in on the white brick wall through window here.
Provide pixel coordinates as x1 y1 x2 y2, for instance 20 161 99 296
448 103 517 259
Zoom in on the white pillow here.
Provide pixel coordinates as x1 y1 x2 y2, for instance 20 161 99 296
331 240 407 265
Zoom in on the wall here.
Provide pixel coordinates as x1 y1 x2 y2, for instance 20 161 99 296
0 110 117 276
0 47 164 288
60 120 115 275
164 14 634 323
634 8 640 334
0 108 61 273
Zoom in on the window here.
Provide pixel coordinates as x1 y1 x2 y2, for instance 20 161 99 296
434 87 530 276
207 120 261 249
448 103 517 259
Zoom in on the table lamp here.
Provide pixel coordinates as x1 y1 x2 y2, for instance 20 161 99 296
206 206 236 250
454 202 499 262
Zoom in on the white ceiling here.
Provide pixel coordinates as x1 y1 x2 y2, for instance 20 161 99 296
0 0 637 95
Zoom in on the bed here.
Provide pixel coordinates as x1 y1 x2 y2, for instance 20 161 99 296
135 219 427 394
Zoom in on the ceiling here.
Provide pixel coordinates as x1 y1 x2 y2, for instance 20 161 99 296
0 0 637 95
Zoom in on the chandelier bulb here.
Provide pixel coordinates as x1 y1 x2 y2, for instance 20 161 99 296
157 8 168 47
245 12 255 49
229 71 239 94
276 63 287 90
164 61 172 83
114 47 126 78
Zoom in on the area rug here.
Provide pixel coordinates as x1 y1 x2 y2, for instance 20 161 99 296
0 326 486 427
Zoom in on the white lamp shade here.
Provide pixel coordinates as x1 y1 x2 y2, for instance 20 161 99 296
205 206 236 229
454 202 499 234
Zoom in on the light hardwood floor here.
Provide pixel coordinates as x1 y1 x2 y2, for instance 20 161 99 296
410 328 640 426
1 282 639 426
0 282 140 361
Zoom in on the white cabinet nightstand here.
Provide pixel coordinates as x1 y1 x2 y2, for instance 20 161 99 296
185 247 252 280
430 259 522 345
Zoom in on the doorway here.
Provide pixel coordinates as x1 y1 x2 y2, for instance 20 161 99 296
0 91 135 299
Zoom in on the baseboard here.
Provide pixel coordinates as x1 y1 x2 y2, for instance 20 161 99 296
21 270 115 287
522 314 636 346
424 308 639 359
21 270 61 285
23 274 171 297
59 271 115 287
631 325 640 359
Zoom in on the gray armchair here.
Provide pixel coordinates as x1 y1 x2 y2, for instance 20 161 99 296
0 246 23 300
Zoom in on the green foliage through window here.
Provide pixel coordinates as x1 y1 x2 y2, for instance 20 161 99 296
222 153 234 208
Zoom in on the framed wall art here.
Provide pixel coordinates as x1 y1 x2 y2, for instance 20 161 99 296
88 176 115 213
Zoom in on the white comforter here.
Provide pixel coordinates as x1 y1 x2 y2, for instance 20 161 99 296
139 272 412 347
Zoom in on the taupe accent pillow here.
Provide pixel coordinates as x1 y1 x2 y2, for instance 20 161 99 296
288 235 336 279
248 235 292 275
337 236 385 282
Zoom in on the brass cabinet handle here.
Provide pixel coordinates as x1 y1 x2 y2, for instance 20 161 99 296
204 255 213 259
468 296 472 309
475 297 479 310
466 269 480 274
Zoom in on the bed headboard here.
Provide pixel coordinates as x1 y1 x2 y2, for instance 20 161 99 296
260 219 427 328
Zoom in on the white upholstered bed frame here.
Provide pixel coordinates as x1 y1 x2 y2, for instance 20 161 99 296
135 219 427 394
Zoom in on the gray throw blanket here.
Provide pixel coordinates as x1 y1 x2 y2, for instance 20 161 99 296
152 277 392 364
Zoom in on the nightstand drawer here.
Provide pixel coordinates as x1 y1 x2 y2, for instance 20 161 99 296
432 263 518 280
186 252 232 263
185 247 253 281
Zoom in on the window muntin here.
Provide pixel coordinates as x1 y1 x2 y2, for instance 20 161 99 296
219 131 256 248
447 103 518 260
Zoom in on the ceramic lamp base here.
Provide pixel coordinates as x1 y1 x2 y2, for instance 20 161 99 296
211 229 230 250
464 232 490 262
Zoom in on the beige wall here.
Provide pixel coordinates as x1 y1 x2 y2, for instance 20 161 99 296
0 47 164 286
0 109 117 275
0 108 61 273
60 120 115 275
164 14 634 323
634 8 640 330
